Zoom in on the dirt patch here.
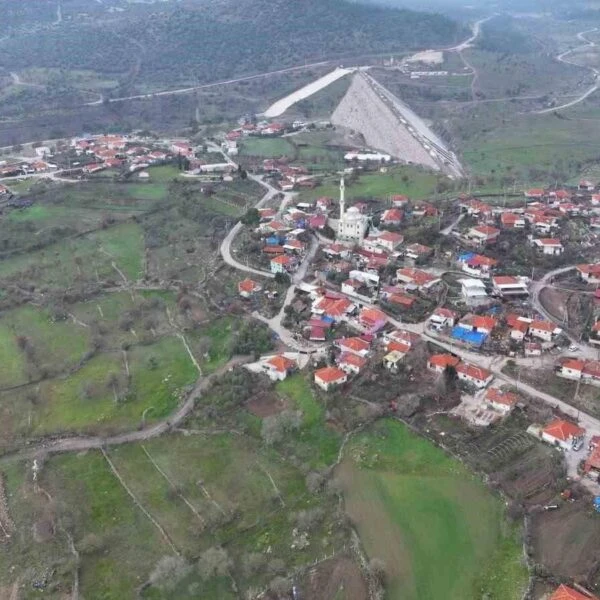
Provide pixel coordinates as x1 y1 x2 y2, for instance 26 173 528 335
32 519 55 543
539 285 594 338
0 473 15 542
532 499 600 585
246 392 287 418
301 556 368 600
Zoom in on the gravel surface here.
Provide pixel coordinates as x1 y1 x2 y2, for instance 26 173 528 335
331 73 439 170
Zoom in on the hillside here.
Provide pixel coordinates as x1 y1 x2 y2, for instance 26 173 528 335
0 0 466 92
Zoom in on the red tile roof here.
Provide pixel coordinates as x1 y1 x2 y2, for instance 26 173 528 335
314 366 347 383
267 355 296 373
238 278 260 294
338 352 367 369
338 337 370 353
550 585 597 600
485 387 518 407
428 354 460 369
543 419 585 442
456 362 492 381
530 320 556 332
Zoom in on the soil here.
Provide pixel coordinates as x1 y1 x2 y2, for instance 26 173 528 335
246 392 287 417
539 285 594 338
532 499 600 587
32 519 55 543
300 556 369 600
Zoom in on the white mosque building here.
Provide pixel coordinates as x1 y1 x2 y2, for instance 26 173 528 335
336 178 369 242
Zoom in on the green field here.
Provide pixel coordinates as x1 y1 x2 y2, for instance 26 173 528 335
32 335 197 435
463 107 600 181
339 420 528 600
276 374 341 468
300 166 443 201
240 137 296 158
0 430 342 599
0 221 144 285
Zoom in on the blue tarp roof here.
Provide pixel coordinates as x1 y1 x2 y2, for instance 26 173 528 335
458 252 476 262
450 326 487 346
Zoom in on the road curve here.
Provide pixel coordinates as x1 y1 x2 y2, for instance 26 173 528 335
0 357 249 464
536 28 599 115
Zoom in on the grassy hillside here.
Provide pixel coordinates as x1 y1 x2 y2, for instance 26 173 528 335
338 420 528 600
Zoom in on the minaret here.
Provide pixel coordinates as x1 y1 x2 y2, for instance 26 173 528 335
339 177 345 220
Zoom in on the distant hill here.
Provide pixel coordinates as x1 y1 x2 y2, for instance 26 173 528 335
0 0 467 91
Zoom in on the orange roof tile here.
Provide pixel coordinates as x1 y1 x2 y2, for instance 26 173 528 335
550 585 597 600
314 366 347 383
543 419 585 442
267 355 296 373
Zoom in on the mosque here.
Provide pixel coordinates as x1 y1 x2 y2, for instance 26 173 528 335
336 178 369 242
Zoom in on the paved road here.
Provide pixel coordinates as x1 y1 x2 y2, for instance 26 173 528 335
536 28 599 115
0 357 249 464
85 61 333 106
219 173 299 279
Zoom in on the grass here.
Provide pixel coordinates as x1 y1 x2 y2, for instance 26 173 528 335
276 374 341 468
3 178 40 194
1 431 335 599
44 451 165 599
145 164 182 182
463 109 600 181
0 221 144 285
32 335 198 435
240 137 296 158
339 420 528 600
300 166 443 201
188 316 237 373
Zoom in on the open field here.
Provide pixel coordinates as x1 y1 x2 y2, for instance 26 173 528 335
240 137 296 158
462 108 600 181
300 165 444 202
0 221 144 287
337 419 528 600
0 430 345 599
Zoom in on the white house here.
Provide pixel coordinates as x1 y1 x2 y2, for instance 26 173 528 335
456 362 493 389
458 278 488 306
262 355 297 381
576 263 600 285
337 352 367 375
336 337 371 358
492 276 529 298
428 307 457 330
529 320 561 342
532 238 564 256
314 366 348 391
485 388 518 415
541 419 585 450
270 255 295 274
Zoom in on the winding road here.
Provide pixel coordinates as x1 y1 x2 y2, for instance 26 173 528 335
0 357 250 464
536 28 600 114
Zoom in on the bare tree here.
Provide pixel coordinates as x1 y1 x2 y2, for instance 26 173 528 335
197 546 232 580
149 556 191 591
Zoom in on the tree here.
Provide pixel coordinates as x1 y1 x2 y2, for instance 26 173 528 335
241 208 260 226
149 556 191 591
197 546 232 580
274 272 290 285
261 410 302 445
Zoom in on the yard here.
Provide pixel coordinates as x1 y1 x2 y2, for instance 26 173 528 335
337 419 528 600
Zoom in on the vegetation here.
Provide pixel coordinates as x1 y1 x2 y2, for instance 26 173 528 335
339 419 528 600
